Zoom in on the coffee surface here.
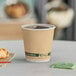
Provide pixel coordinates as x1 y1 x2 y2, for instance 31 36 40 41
25 25 50 29
34 26 49 29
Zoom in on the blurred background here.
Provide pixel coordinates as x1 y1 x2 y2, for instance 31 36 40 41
0 0 75 41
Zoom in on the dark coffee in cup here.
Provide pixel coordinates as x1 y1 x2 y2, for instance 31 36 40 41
25 25 52 29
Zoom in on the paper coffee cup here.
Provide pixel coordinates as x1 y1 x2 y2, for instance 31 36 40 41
21 24 56 62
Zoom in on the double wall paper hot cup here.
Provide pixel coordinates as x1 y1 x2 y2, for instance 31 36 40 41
21 24 56 62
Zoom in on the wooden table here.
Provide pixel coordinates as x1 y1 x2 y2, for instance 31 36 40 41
0 40 76 76
0 14 37 40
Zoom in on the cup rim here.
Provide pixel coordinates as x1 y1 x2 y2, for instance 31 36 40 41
21 24 56 30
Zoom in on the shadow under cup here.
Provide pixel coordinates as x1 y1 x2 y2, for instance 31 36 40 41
21 24 56 62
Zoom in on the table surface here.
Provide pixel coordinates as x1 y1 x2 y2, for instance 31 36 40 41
0 40 76 76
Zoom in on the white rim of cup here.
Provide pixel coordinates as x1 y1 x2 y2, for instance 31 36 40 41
21 24 56 31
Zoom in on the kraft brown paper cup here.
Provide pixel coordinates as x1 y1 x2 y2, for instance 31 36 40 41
21 24 56 62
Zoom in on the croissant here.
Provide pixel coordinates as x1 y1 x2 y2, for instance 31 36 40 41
0 48 9 59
